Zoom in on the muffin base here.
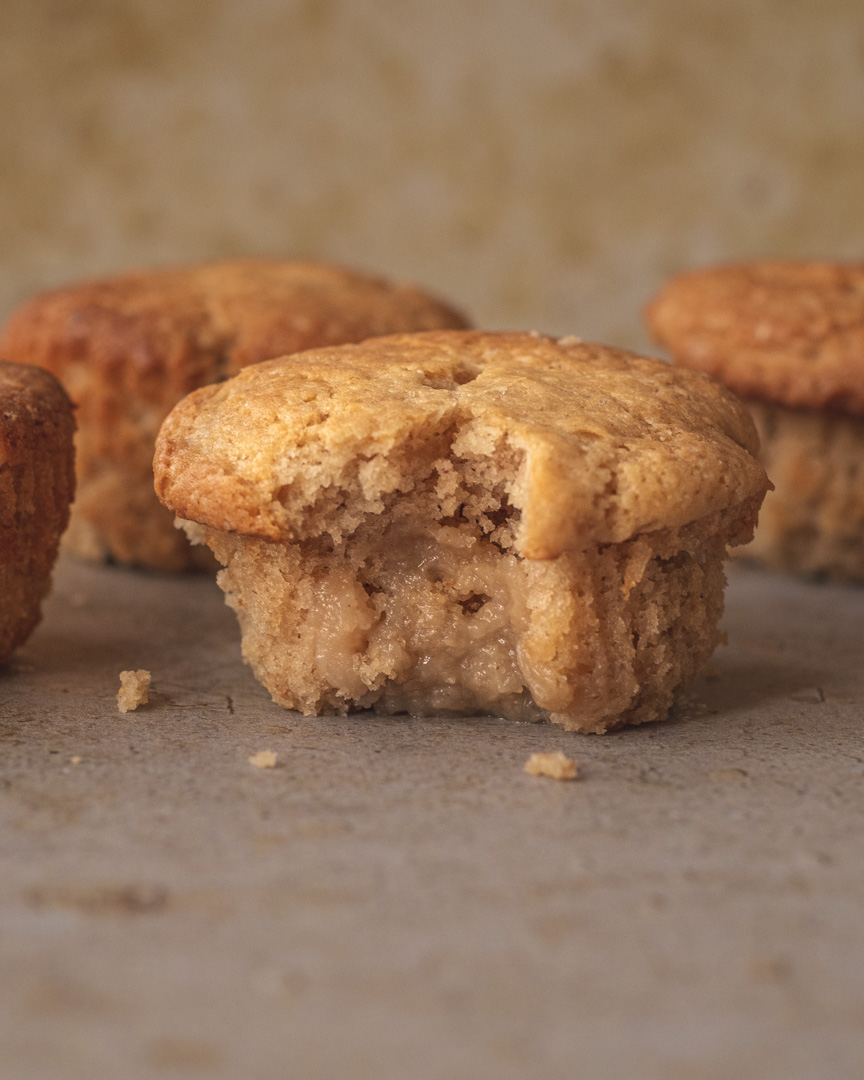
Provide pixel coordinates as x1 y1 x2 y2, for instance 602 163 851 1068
744 401 864 581
0 363 76 662
64 466 217 572
184 496 758 733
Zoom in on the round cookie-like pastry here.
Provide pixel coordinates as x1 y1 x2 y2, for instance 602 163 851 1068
154 330 768 733
0 360 76 663
0 259 469 571
646 261 864 579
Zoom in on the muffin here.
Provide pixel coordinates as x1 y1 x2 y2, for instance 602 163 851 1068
154 330 768 732
0 360 76 663
646 261 864 579
0 259 469 570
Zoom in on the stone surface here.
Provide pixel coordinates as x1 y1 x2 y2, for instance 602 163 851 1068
1 555 863 1078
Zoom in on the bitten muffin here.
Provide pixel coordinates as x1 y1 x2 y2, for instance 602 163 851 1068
154 330 768 733
0 259 469 571
646 261 864 579
0 360 76 663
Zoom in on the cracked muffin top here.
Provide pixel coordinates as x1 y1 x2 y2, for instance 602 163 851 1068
0 258 469 394
154 330 769 561
646 261 864 414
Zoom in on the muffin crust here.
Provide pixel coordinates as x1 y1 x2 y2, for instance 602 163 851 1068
646 261 864 414
155 331 766 556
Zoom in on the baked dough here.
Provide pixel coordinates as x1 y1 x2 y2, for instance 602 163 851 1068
0 360 76 662
647 261 864 578
0 259 468 570
154 330 768 732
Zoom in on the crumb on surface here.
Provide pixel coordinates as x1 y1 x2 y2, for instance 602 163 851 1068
69 755 82 765
709 767 749 781
248 749 277 769
117 669 151 713
524 751 579 781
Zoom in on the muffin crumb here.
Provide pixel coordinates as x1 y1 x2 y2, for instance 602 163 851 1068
117 669 151 713
248 750 277 769
524 751 579 780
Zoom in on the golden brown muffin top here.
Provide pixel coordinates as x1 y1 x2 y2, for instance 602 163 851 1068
0 258 469 391
646 261 864 414
0 359 76 470
154 331 768 560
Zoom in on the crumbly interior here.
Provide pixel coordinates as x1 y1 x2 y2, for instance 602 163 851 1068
185 448 752 733
744 400 864 580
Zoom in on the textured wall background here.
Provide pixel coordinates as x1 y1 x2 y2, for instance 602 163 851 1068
2 0 864 351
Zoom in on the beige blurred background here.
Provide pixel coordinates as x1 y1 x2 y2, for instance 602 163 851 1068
2 0 864 352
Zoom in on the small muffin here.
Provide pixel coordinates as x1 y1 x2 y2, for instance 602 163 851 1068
0 259 469 571
646 261 864 579
154 331 768 732
0 360 76 663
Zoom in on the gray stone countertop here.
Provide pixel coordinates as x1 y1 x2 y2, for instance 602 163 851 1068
1 556 863 1080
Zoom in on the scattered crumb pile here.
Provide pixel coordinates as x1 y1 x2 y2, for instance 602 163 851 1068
248 750 277 769
524 751 579 781
117 669 151 713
